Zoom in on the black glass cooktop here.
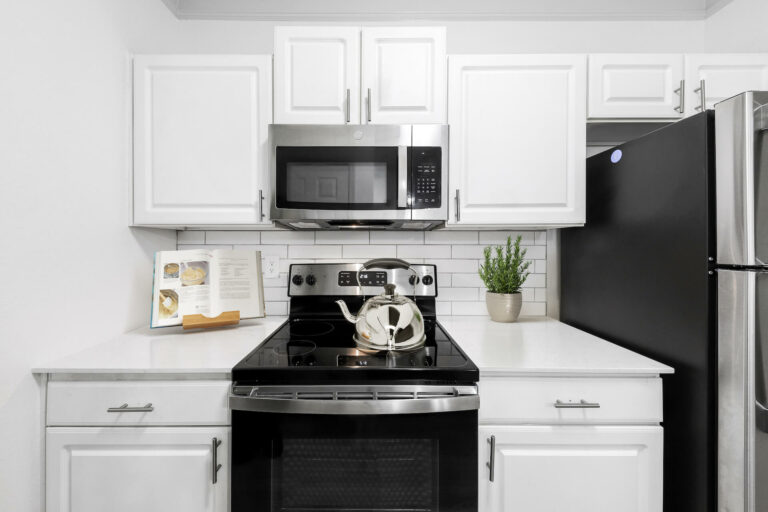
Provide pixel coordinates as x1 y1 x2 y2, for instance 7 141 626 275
232 318 479 385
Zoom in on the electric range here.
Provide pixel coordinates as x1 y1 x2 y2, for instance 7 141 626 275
230 261 480 512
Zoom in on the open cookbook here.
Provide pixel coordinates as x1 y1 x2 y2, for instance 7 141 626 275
151 249 265 328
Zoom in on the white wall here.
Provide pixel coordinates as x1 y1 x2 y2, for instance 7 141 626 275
1 0 767 510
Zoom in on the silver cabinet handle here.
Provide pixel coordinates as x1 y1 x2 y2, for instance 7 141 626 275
486 435 496 482
106 403 153 413
674 79 685 113
258 189 265 220
694 79 706 111
454 189 460 222
366 88 372 123
345 88 350 123
554 399 601 408
212 437 222 484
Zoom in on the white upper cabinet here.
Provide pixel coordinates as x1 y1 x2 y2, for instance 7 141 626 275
479 425 663 512
274 26 446 125
361 27 447 124
685 54 768 113
273 27 360 124
133 55 272 227
588 54 684 119
47 427 229 512
448 54 586 227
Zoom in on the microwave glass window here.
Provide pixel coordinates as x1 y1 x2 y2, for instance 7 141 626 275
286 162 387 204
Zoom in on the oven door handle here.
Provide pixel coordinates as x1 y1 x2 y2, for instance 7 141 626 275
229 394 479 415
397 145 409 208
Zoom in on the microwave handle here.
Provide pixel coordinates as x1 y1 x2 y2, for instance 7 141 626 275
398 145 408 208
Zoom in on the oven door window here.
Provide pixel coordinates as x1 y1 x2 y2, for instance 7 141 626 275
232 410 477 512
275 147 400 210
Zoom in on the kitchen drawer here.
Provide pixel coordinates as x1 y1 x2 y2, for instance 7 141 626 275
47 380 230 426
479 376 663 424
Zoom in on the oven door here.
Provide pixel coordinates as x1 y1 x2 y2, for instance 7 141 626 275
270 125 411 224
231 386 478 512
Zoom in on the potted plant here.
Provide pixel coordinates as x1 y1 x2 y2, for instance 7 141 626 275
478 235 531 322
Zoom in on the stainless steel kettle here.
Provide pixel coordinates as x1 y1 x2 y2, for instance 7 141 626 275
335 259 425 351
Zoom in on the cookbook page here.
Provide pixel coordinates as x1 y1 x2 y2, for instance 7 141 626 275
208 250 265 319
151 249 214 328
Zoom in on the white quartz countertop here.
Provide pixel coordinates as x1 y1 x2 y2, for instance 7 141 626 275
33 316 672 377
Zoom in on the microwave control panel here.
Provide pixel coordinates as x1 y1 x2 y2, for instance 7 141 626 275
410 147 441 209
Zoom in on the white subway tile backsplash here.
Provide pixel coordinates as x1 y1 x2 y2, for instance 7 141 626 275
452 273 483 288
289 245 342 259
425 231 478 244
439 287 479 301
479 231 536 245
179 229 549 317
316 231 368 244
177 230 205 244
261 231 315 245
264 287 289 301
370 231 425 245
234 244 288 258
431 259 478 273
265 301 288 316
343 245 397 259
205 231 260 245
397 245 451 259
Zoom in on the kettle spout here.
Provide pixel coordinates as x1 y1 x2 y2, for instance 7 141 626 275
335 300 359 323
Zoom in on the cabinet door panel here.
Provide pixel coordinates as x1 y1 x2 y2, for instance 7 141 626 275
479 426 663 512
133 55 271 226
274 27 360 124
589 54 684 118
686 54 768 112
47 427 229 512
449 55 586 227
362 27 446 124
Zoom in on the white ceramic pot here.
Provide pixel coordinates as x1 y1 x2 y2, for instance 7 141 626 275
485 292 523 322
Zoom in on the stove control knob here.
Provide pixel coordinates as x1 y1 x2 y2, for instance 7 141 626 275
292 275 303 286
305 274 316 286
408 275 421 286
422 275 434 286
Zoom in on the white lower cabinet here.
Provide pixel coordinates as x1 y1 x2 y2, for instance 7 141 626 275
46 426 229 512
479 425 663 512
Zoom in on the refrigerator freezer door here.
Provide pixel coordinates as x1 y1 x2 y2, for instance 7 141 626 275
716 91 768 267
718 269 768 512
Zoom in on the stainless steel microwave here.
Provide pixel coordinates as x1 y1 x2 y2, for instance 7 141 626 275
269 124 448 230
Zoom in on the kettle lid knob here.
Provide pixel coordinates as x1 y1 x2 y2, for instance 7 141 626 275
383 283 397 296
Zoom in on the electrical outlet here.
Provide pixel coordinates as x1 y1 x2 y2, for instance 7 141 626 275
263 255 279 279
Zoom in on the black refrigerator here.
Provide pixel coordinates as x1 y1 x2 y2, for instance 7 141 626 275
561 91 768 512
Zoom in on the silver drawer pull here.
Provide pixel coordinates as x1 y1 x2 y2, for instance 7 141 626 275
107 403 154 413
554 399 600 409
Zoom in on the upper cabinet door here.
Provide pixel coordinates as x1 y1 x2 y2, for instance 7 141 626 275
448 54 586 227
361 27 447 124
685 54 768 113
588 54 684 119
274 27 360 124
133 55 272 226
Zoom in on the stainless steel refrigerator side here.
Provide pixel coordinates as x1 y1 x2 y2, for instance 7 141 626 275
718 269 755 512
715 93 754 266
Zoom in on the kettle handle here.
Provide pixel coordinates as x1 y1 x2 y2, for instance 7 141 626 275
361 258 411 271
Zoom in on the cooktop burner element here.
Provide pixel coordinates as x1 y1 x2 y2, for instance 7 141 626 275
289 320 334 337
232 262 479 385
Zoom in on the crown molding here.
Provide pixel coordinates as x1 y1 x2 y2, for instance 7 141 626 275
160 0 729 22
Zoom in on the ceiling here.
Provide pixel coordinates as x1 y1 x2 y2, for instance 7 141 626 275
161 0 734 21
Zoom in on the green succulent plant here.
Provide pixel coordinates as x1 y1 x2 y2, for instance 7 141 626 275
478 235 531 294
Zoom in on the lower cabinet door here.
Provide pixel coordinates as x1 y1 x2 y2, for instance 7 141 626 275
478 425 663 512
46 427 229 512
